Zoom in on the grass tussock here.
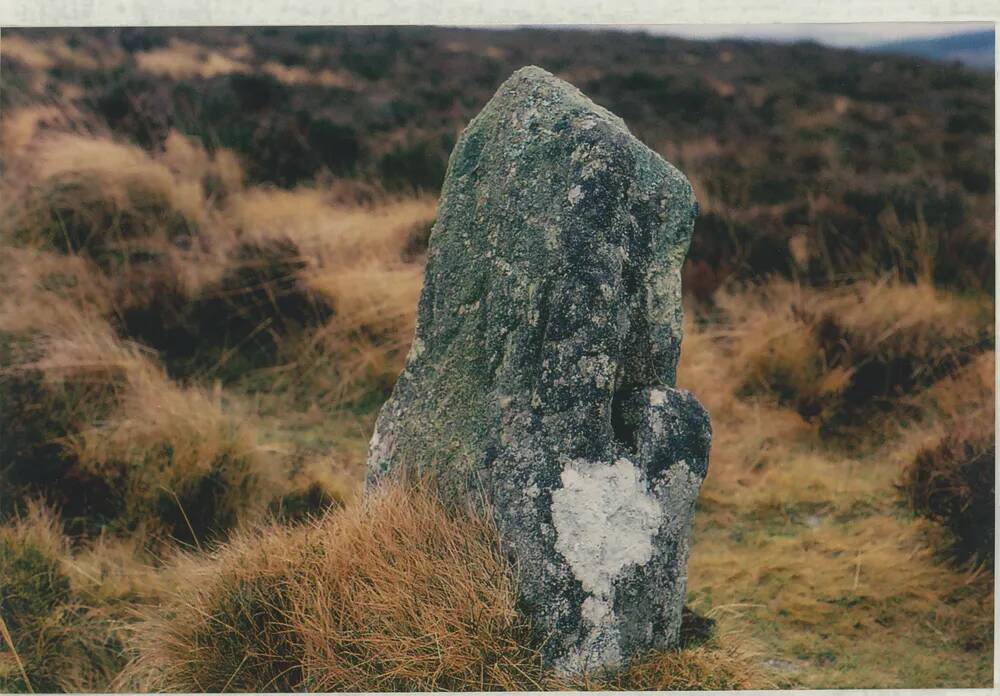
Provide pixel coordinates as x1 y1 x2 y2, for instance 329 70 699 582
134 39 252 80
7 132 208 258
901 409 995 564
225 191 434 405
0 319 275 543
125 483 545 692
719 279 992 436
124 483 768 692
592 636 771 690
0 503 128 693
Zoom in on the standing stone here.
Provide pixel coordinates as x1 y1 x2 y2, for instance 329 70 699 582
366 66 711 673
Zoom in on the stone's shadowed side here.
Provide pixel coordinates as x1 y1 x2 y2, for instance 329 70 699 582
365 66 711 672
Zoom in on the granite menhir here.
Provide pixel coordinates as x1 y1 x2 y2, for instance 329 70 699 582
366 66 711 673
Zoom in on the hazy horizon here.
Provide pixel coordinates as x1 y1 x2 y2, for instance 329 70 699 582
544 22 994 49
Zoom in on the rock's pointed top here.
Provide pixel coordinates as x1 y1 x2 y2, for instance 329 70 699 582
471 63 629 135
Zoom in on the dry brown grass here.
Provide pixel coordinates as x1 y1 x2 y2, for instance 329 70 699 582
593 635 772 690
123 482 768 692
227 189 434 406
66 362 278 545
1 105 87 160
1 34 119 98
677 289 994 688
0 502 133 692
711 279 992 433
1 315 277 544
900 407 995 563
0 123 437 550
260 61 357 89
1 124 430 407
123 483 545 692
3 133 213 305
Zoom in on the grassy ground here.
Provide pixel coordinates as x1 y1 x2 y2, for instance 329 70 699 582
0 27 993 690
679 301 993 688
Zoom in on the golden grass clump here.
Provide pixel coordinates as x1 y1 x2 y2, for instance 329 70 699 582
0 323 132 525
717 279 992 432
125 482 767 692
125 483 545 692
3 132 208 278
4 129 241 274
66 363 278 545
0 503 127 693
162 129 245 201
0 34 121 100
1 317 276 544
269 455 362 522
589 636 771 690
1 105 87 162
226 190 435 405
0 246 114 334
260 61 357 89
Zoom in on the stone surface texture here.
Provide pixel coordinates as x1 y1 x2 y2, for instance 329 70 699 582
366 66 711 673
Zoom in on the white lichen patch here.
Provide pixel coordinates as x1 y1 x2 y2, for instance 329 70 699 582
551 458 664 674
551 458 663 597
579 158 607 180
457 299 481 315
544 225 561 250
581 595 611 626
649 388 666 406
577 595 622 666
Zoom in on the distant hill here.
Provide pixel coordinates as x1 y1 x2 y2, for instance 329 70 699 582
868 29 994 71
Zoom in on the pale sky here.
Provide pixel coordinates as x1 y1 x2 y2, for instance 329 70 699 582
600 22 994 48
